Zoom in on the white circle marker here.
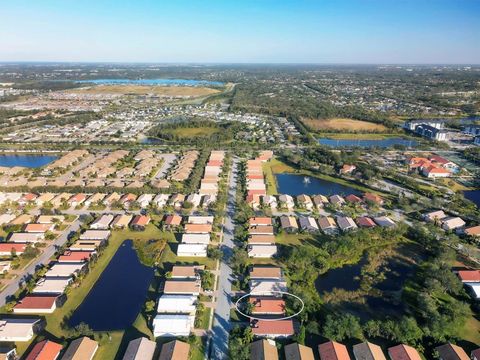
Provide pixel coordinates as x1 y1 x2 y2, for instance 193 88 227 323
234 291 304 322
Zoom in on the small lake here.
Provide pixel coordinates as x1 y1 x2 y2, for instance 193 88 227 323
464 190 480 208
0 154 58 168
69 240 154 331
276 173 361 196
318 138 418 148
75 78 224 86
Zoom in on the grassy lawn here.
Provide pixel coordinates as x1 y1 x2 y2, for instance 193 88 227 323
160 233 217 270
196 307 212 330
262 161 278 195
275 232 314 246
302 117 388 132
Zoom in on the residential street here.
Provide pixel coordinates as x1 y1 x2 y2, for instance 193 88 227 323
0 219 81 306
210 158 238 360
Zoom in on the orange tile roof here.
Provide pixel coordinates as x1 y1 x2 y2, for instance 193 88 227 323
249 217 273 226
465 225 480 236
250 297 285 314
184 224 212 233
132 215 150 226
58 251 93 262
165 215 182 226
458 270 480 282
318 341 351 360
252 319 294 336
25 340 63 360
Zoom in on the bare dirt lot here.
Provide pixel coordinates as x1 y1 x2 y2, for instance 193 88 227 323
67 85 221 97
302 117 387 131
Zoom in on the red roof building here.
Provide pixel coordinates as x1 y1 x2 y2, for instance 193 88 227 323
249 297 285 315
164 214 182 227
131 215 151 227
356 216 376 228
318 341 351 360
363 193 383 205
58 251 93 263
13 295 59 314
345 194 362 203
25 340 63 360
0 243 27 255
388 344 422 360
251 319 294 337
457 270 480 282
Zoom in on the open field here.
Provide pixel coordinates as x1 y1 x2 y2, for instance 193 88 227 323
302 117 388 132
316 132 408 140
67 85 221 97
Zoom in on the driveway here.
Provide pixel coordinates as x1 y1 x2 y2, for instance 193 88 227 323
210 158 238 360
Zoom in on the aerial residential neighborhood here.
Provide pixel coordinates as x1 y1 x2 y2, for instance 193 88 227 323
0 1 479 359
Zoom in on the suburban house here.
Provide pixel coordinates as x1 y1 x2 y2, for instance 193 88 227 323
373 216 395 228
24 340 63 360
387 344 422 360
356 217 376 228
318 217 338 235
346 194 362 204
465 225 480 237
18 193 38 205
158 340 190 360
336 216 358 232
9 232 44 243
137 194 154 208
79 230 110 241
0 318 42 342
181 234 210 245
249 225 275 235
298 216 319 232
32 277 72 294
329 195 346 206
296 194 313 211
111 214 132 229
250 339 278 360
250 266 283 280
0 214 15 225
441 217 465 231
0 243 27 256
422 166 450 178
248 235 276 246
68 193 87 207
279 216 299 233
278 194 295 210
13 295 60 314
249 217 273 226
312 194 329 209
84 193 106 207
171 265 202 280
184 223 212 234
35 193 55 206
152 314 194 337
156 294 197 315
284 343 315 360
185 193 202 208
153 193 170 208
435 343 469 360
249 297 285 315
58 251 93 263
61 336 98 360
90 214 114 230
69 240 103 252
120 193 138 207
122 337 156 360
457 270 480 283
163 280 201 295
353 341 386 360
318 341 351 360
177 243 207 257
262 195 278 209
24 223 55 233
37 215 65 224
340 164 356 174
424 210 447 223
251 319 294 338
188 216 214 225
130 215 151 230
103 192 121 206
248 244 278 258
169 194 185 209
163 214 182 230
45 262 85 278
363 193 383 205
249 279 288 295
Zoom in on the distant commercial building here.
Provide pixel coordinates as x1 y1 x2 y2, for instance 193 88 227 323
403 120 448 141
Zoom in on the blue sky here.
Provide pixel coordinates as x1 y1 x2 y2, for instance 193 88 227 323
1 0 479 63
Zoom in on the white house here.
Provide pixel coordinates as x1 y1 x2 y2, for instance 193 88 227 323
137 194 154 208
153 194 170 208
181 234 210 245
0 318 42 342
248 245 277 258
156 295 197 314
152 314 194 337
177 244 207 257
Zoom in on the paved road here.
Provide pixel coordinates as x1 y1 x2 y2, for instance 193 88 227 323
154 153 177 179
210 158 238 360
0 219 81 306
